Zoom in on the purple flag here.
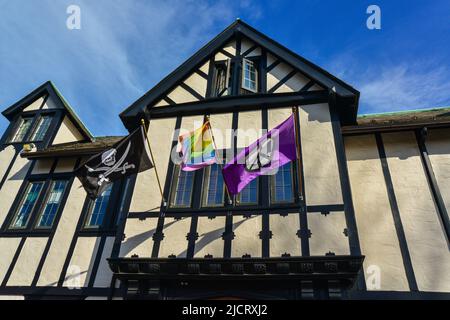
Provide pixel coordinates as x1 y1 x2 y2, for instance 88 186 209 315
222 114 297 195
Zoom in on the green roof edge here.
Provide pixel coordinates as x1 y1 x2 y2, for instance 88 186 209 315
48 81 94 141
358 106 450 119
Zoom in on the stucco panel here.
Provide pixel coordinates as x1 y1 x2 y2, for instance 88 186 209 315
63 237 100 288
53 116 84 145
194 216 226 258
7 237 48 286
93 237 115 287
345 134 409 291
308 212 349 256
426 128 450 222
299 103 342 205
158 217 191 258
129 117 176 213
0 156 30 225
120 217 158 258
0 238 22 284
0 145 16 182
237 110 262 149
231 215 262 258
269 214 301 257
383 131 450 292
37 179 85 286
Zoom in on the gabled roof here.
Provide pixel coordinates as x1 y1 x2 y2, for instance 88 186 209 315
120 19 359 130
22 136 123 159
2 81 94 141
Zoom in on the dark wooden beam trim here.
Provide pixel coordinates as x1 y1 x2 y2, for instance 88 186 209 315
163 97 176 106
219 49 235 59
195 69 208 80
299 80 315 92
293 107 309 256
329 92 365 291
223 112 239 258
0 150 19 190
415 129 450 241
179 83 205 101
242 44 258 57
375 133 419 291
261 110 270 257
0 286 112 297
329 93 362 257
205 57 215 98
108 255 365 287
268 70 297 94
266 60 280 73
148 91 328 119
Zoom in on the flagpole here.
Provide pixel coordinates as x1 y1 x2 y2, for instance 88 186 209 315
292 106 304 201
140 119 167 206
205 115 233 204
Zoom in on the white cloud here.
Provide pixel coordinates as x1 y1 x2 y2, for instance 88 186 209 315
325 51 450 114
0 0 262 135
359 65 450 113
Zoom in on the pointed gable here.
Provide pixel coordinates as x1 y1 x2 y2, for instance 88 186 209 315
2 81 93 142
120 20 359 130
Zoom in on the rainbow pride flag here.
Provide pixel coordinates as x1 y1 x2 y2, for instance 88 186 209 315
178 121 216 171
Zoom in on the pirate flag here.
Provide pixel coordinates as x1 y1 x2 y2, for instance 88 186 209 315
75 126 153 199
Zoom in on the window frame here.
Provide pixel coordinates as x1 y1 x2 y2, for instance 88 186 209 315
212 59 232 97
8 180 46 230
30 114 53 142
236 177 259 206
241 58 258 93
83 184 115 230
34 179 69 229
270 162 295 204
9 116 34 143
201 164 226 208
169 165 195 209
79 178 130 234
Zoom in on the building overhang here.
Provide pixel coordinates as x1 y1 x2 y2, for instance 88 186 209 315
108 255 364 289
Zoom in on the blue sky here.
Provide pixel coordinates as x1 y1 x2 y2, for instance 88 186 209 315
1 0 449 136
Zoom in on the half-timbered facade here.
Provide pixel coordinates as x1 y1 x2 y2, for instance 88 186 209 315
0 20 449 300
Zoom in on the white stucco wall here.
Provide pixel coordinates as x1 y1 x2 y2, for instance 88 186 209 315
345 134 409 291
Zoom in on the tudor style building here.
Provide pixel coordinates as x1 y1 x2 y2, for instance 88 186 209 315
0 20 449 300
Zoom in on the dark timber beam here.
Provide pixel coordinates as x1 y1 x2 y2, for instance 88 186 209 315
415 128 450 242
146 91 328 120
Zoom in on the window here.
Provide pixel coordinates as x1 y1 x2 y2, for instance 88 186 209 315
241 58 258 93
10 181 44 229
10 117 33 143
36 180 68 228
202 164 225 207
213 60 232 97
31 115 52 141
270 163 294 204
85 184 113 228
170 165 194 208
237 178 258 205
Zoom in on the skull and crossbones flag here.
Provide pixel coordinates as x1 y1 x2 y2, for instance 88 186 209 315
75 126 153 199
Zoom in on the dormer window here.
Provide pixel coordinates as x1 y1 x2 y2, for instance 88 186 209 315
31 115 52 141
212 60 232 97
242 58 258 93
10 117 33 143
